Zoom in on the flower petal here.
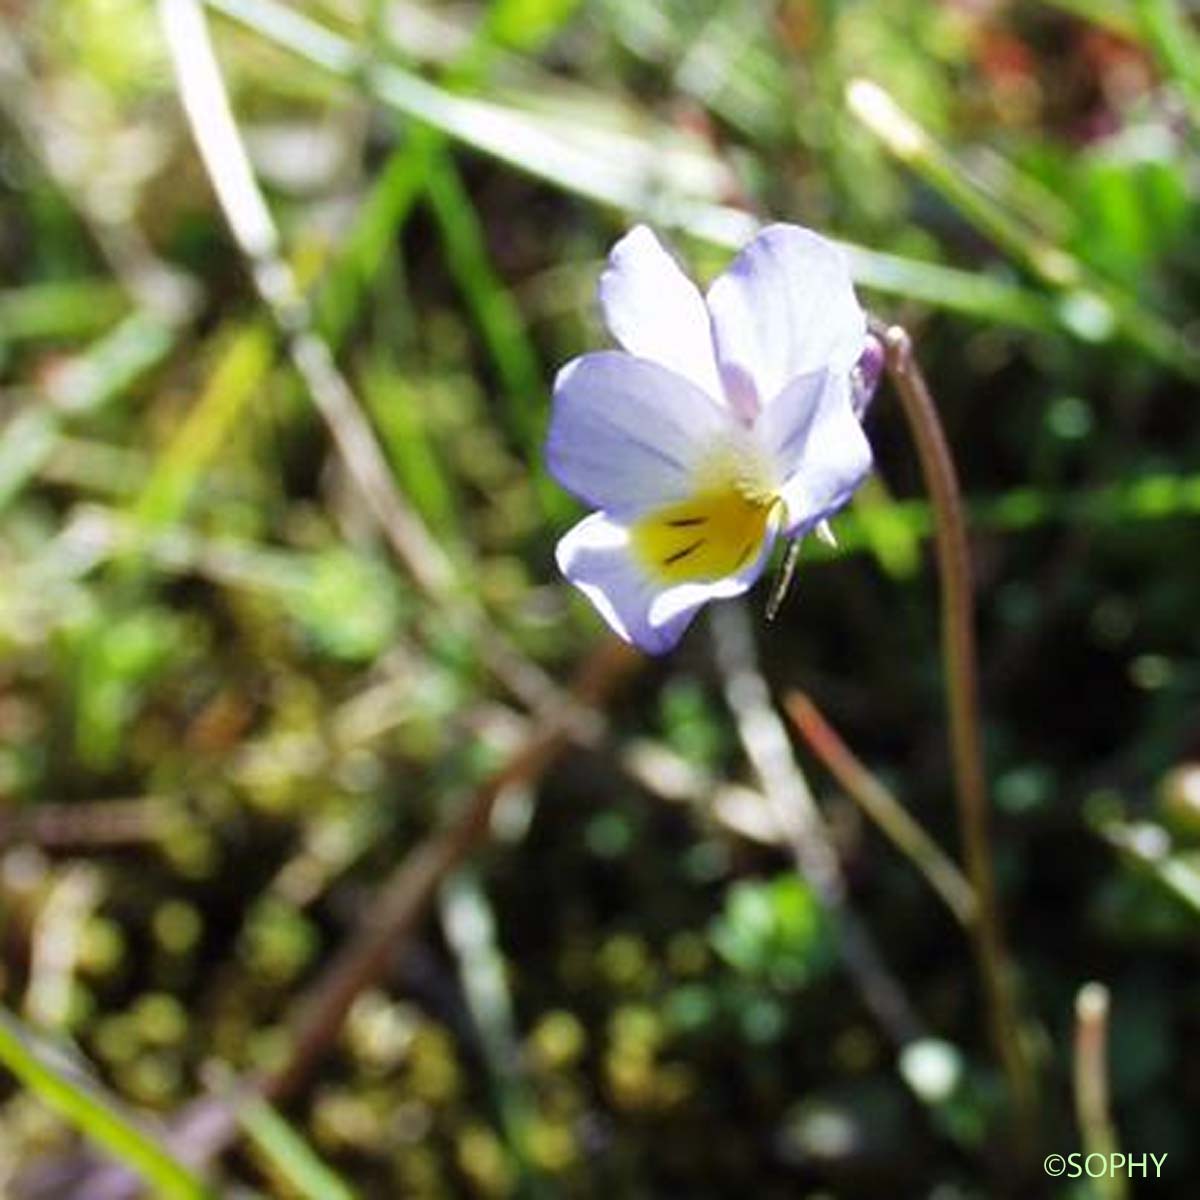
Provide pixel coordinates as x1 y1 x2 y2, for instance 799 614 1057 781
545 350 733 519
755 368 873 536
556 511 779 655
706 224 866 415
599 225 724 401
648 519 779 628
631 485 778 587
556 513 693 654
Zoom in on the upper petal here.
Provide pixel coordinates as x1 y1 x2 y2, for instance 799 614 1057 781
599 226 724 402
755 368 873 536
706 224 866 415
545 350 734 519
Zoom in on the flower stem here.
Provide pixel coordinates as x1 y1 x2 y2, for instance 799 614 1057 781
875 320 1036 1146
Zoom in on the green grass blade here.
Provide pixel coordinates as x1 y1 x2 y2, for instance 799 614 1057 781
205 0 1061 336
239 1099 359 1200
441 869 546 1195
1134 0 1200 128
0 279 127 343
0 410 59 512
419 138 569 519
422 140 543 452
131 323 273 531
360 353 464 544
839 244 1059 331
1132 0 1200 105
49 312 178 416
847 79 1084 289
483 0 582 53
1096 821 1200 919
0 313 176 514
846 77 1200 379
0 1006 211 1200
315 147 427 349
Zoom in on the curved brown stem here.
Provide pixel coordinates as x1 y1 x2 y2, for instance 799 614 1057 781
874 319 1036 1148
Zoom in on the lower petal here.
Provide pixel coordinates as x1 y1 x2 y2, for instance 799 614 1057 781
630 485 779 587
556 510 779 656
648 524 779 628
556 513 688 654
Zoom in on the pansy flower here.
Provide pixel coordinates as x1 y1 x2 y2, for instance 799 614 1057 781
546 223 873 654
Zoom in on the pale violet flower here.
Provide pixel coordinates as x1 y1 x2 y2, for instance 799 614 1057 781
546 223 873 654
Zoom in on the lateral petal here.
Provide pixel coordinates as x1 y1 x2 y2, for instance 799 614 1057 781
545 351 733 519
755 368 872 536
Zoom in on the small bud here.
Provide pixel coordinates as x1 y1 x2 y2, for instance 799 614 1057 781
851 333 885 419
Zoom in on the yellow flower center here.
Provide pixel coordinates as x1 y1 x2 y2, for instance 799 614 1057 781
632 446 783 586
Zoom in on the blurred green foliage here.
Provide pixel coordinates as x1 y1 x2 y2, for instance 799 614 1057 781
710 874 833 990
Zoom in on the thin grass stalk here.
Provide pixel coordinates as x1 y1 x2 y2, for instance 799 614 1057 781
158 0 599 735
875 320 1036 1146
710 601 925 1051
158 0 453 598
204 0 1072 338
263 638 639 1104
1073 983 1127 1200
440 869 547 1195
784 691 976 929
848 78 1200 382
361 0 562 510
238 1099 359 1200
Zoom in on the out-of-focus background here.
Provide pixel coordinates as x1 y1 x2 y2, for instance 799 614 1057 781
2 0 1199 1196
